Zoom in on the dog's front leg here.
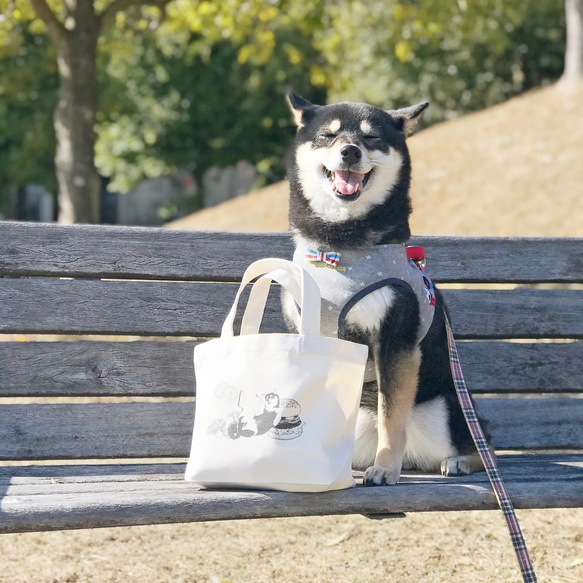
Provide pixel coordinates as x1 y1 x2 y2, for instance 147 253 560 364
364 347 421 486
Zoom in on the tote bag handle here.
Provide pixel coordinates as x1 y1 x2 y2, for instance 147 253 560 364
221 258 321 338
240 268 301 336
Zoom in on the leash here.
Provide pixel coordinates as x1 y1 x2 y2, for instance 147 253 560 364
330 242 536 580
444 314 538 583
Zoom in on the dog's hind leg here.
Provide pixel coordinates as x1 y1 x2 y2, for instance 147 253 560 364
364 346 421 486
441 446 496 476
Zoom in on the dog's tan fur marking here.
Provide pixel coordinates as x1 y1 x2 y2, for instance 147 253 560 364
328 119 341 133
365 347 422 485
360 120 373 134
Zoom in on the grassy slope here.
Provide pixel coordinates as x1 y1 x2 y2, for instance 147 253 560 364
167 82 583 237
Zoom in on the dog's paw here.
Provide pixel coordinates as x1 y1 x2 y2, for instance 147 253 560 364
441 455 484 477
363 465 400 486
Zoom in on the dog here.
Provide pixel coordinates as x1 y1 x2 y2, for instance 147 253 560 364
282 93 491 486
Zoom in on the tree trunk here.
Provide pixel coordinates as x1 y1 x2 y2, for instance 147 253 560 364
54 25 101 224
30 0 167 223
563 0 583 82
30 0 102 224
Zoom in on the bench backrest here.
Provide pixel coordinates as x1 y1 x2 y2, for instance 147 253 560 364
1 222 582 463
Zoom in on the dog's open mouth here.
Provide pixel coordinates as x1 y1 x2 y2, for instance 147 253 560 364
325 168 372 199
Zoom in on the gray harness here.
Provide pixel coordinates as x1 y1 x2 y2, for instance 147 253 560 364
292 243 436 341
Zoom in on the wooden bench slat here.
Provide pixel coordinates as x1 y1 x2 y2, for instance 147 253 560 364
0 341 198 397
3 279 582 338
1 340 581 398
1 222 582 283
3 453 581 486
0 402 194 460
2 399 581 460
445 288 583 339
477 398 583 449
455 341 583 393
0 222 293 283
1 279 247 337
1 455 581 533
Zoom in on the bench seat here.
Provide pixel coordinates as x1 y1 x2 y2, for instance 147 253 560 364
2 455 582 534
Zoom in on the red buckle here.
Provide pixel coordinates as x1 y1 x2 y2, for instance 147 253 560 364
405 246 425 261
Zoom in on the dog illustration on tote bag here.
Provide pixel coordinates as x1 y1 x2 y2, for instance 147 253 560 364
207 384 304 441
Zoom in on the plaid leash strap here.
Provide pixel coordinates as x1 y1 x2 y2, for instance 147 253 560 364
444 314 538 583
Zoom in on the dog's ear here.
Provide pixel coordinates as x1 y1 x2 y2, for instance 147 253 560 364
386 102 429 137
287 92 319 129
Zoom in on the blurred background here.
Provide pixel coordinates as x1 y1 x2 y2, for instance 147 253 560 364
0 0 581 234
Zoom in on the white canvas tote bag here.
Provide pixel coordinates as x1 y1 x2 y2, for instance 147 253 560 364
184 258 369 492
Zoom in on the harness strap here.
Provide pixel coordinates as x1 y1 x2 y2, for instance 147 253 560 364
444 314 538 583
337 278 415 340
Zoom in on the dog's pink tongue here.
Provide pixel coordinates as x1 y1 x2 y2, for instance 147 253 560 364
333 170 365 195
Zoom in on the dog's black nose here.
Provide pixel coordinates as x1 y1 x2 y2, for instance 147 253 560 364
340 145 362 165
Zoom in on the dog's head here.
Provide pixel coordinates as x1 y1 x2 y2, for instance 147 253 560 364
287 93 427 238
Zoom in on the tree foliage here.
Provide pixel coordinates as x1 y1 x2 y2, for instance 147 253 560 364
0 22 58 215
96 9 325 195
0 0 568 219
315 0 565 123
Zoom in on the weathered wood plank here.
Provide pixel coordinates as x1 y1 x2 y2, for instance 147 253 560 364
0 222 294 283
444 289 583 339
3 454 581 486
476 398 583 449
419 236 583 284
0 278 276 337
1 222 582 283
1 340 581 397
2 279 582 338
0 463 187 484
3 464 580 498
0 455 581 533
455 341 583 393
1 399 581 460
0 402 195 460
0 341 198 397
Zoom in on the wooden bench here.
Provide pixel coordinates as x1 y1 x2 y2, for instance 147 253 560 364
1 221 582 534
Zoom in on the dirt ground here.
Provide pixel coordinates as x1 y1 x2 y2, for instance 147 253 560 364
1 508 582 582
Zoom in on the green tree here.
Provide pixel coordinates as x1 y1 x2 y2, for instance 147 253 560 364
0 26 58 217
315 0 565 123
95 17 325 201
0 0 570 223
0 0 321 221
1 0 170 223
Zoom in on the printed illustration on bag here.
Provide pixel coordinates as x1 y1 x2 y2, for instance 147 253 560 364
207 383 304 441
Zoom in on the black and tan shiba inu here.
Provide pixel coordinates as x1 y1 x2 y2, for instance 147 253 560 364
283 93 490 486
